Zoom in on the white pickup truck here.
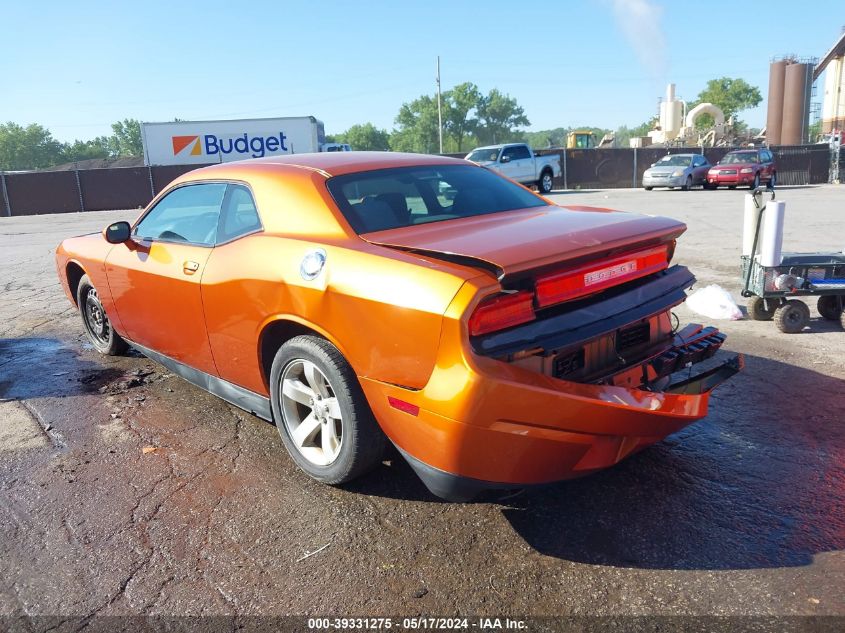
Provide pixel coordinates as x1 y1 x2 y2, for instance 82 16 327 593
465 143 561 194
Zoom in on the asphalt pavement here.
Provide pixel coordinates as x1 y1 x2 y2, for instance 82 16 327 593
0 187 843 619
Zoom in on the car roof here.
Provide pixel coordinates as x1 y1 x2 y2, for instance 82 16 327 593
193 151 465 178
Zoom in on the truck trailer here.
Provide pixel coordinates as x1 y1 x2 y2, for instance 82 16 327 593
140 116 348 166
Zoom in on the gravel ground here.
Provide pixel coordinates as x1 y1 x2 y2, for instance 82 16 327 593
0 186 843 620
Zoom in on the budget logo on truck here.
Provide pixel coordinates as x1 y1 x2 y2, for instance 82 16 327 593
172 136 202 156
171 132 289 159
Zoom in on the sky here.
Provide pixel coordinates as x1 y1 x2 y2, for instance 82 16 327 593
1 0 843 143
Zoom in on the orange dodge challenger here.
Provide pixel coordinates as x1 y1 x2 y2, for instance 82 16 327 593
55 152 741 501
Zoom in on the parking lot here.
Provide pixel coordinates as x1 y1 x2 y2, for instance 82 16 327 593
1 185 844 619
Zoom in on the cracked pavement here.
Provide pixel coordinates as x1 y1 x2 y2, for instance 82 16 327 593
0 189 844 619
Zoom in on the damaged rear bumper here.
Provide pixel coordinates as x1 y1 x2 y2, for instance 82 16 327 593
358 266 742 501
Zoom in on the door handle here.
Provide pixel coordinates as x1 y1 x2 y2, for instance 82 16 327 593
183 261 200 275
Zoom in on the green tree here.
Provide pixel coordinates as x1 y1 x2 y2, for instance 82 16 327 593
334 123 390 150
475 89 530 146
689 77 762 130
391 84 532 153
443 82 481 152
0 122 65 170
62 137 113 163
110 118 143 157
523 127 569 149
391 95 442 153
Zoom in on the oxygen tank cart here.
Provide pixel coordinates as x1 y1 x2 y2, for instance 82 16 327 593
740 188 845 333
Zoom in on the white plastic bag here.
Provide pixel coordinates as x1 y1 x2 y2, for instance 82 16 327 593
685 284 744 321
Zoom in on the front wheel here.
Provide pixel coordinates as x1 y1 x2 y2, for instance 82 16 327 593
774 300 810 333
644 186 653 191
538 170 554 194
751 173 760 189
77 274 128 355
682 176 693 191
269 335 386 485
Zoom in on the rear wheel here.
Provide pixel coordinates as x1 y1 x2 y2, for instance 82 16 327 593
747 296 775 321
269 335 386 484
77 274 128 356
774 300 810 333
538 170 553 194
644 186 653 191
817 295 843 321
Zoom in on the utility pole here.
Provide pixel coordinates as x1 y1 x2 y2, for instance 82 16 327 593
436 56 443 154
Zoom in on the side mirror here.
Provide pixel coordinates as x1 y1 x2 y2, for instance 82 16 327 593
104 221 131 244
500 155 511 163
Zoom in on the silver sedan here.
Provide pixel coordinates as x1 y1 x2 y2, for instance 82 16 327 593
643 153 711 191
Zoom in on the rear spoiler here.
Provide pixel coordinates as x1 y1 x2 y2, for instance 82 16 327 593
369 242 505 280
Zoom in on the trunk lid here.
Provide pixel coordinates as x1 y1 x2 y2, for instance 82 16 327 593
361 205 686 282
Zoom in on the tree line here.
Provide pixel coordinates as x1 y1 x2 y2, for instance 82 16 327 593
0 77 763 171
0 119 143 171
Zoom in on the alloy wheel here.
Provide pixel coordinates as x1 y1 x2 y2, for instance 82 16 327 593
280 359 343 466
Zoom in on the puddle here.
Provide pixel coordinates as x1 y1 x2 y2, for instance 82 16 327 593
0 338 123 399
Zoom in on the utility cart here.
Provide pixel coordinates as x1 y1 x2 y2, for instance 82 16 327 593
740 189 845 333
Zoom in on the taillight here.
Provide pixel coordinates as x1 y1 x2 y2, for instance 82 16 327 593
468 290 535 336
468 244 672 337
535 245 668 307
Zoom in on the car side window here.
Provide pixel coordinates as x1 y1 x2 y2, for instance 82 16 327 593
135 183 226 246
502 146 518 161
217 184 262 244
511 145 531 160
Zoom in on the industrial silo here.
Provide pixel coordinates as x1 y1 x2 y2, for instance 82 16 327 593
821 56 845 133
658 84 683 140
781 62 813 144
766 60 787 145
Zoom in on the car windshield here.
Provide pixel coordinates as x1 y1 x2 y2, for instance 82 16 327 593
720 152 758 164
326 164 548 234
655 155 693 167
466 148 500 162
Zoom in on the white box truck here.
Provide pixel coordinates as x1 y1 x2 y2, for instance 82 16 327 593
140 116 348 166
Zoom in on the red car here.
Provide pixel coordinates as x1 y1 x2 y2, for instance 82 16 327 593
706 149 776 189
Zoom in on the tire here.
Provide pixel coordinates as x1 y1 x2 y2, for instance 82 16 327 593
817 295 843 321
644 186 653 191
747 296 775 321
269 335 386 485
538 170 553 194
728 185 736 190
774 299 810 333
841 309 845 331
704 183 717 190
682 176 693 191
76 274 128 355
751 173 760 189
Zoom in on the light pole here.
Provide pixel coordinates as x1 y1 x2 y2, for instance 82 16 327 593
436 56 443 154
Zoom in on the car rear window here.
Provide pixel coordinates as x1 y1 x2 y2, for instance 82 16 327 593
326 164 548 234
